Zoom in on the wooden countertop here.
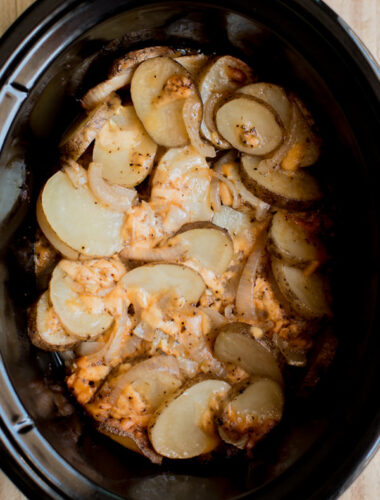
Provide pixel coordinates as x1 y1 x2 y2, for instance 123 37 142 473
0 1 379 498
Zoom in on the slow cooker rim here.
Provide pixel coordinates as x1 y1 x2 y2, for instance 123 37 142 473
0 1 379 499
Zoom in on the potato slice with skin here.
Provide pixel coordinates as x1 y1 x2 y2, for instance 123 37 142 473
271 257 331 319
131 57 194 147
82 46 181 110
174 54 209 79
239 83 292 130
216 94 284 156
149 378 231 459
88 355 183 464
240 155 322 210
93 105 157 187
268 211 319 266
41 170 124 257
214 323 283 385
50 264 113 339
121 263 205 304
36 194 79 260
168 222 233 275
199 56 254 147
60 93 121 159
151 145 213 223
219 376 284 449
28 291 79 351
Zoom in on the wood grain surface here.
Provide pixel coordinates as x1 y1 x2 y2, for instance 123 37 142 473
0 0 379 499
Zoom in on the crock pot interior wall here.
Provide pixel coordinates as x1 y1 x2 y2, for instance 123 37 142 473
0 1 379 499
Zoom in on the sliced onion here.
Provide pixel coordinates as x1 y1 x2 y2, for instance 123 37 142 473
62 158 88 188
82 73 133 110
273 334 307 367
212 171 239 209
85 304 130 364
108 354 180 405
88 162 137 211
120 244 184 262
198 306 227 329
105 310 131 363
235 224 268 320
234 174 270 220
210 177 221 212
214 152 270 220
204 92 231 149
183 94 216 158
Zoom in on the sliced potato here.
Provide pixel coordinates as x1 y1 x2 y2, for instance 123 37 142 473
268 211 319 266
121 263 205 303
88 356 183 417
215 94 284 156
239 83 292 129
50 263 113 339
151 145 213 222
219 376 284 449
60 93 121 159
148 378 231 459
117 356 183 409
214 323 283 384
199 56 254 146
131 57 194 147
240 155 322 210
28 291 78 351
88 355 183 463
174 54 209 79
36 194 79 260
93 105 157 187
82 46 181 110
41 170 124 257
168 222 233 275
271 257 331 319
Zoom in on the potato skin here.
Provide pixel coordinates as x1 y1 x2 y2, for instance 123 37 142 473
171 221 232 241
239 161 322 211
267 212 319 268
271 257 331 320
60 93 121 159
27 300 78 352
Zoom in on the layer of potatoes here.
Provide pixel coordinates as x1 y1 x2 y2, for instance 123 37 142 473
29 46 334 464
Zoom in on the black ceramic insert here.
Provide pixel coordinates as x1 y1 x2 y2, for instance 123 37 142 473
0 1 379 499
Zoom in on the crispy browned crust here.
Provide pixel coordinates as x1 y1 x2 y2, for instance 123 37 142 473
108 46 183 78
239 161 321 211
60 93 121 159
